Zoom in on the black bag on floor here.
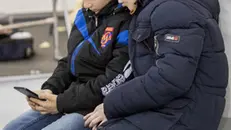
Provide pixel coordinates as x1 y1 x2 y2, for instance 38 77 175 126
0 32 34 61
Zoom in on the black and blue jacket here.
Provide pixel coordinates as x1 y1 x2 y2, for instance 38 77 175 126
42 1 131 114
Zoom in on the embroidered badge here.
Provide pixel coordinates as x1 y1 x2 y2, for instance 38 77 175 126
101 27 114 48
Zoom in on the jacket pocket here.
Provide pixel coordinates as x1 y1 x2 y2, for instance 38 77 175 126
164 98 191 109
131 27 154 54
130 27 156 75
132 27 151 43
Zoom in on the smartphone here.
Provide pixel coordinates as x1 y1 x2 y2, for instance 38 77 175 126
14 87 45 101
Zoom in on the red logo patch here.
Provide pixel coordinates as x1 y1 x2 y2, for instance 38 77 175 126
101 27 114 48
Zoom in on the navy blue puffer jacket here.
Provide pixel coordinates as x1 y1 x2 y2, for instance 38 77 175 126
101 0 229 130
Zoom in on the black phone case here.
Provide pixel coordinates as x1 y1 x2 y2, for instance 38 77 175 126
14 87 40 99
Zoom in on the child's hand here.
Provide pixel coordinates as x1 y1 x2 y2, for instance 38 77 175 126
84 103 107 128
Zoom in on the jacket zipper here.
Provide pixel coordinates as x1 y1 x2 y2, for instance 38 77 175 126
154 35 160 56
94 16 98 27
144 41 153 53
154 35 160 66
143 39 156 66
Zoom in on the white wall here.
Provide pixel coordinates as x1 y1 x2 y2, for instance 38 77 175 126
219 0 231 118
0 0 76 14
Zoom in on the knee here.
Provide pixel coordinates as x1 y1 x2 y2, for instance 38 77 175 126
3 117 24 130
3 122 15 130
67 113 84 121
68 113 87 129
42 113 86 130
3 110 41 130
66 113 85 126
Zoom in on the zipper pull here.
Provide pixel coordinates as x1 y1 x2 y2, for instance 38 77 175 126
154 35 157 49
154 35 160 56
94 16 98 27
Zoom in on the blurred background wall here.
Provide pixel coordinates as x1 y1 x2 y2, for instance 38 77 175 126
0 0 76 14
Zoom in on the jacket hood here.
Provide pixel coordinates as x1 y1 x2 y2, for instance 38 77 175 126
138 0 220 21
